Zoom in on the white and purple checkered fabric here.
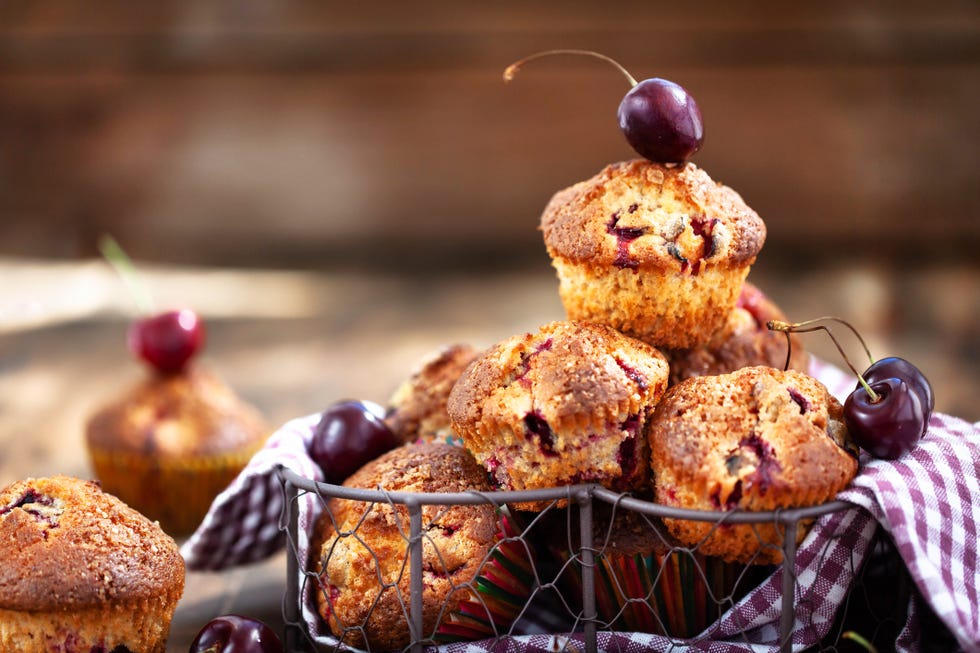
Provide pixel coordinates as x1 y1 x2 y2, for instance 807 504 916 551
181 412 323 570
181 360 980 652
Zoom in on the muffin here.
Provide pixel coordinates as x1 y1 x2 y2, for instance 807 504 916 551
384 343 481 444
541 159 767 349
447 320 669 509
85 365 270 536
649 366 859 564
664 281 809 385
313 443 534 649
0 475 185 652
541 504 755 638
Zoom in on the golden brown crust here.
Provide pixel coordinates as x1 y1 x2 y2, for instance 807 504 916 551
648 367 858 564
447 321 669 506
85 366 268 457
540 161 766 349
664 281 809 384
541 160 766 271
0 476 185 611
314 443 499 650
384 343 481 443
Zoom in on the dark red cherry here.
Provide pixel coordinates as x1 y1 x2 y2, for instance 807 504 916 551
861 357 934 417
310 400 401 484
128 308 205 374
503 50 704 164
844 377 926 460
189 614 283 653
617 78 704 163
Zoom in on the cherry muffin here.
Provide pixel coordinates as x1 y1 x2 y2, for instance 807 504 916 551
447 320 669 509
649 366 858 564
664 281 808 386
86 365 269 536
0 475 184 652
384 343 481 444
541 159 766 349
313 443 533 649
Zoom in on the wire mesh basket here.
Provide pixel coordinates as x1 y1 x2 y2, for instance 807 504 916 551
277 466 923 653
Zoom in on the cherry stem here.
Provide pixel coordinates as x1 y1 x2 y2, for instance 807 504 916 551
841 631 879 653
768 318 880 403
97 234 156 315
503 49 638 87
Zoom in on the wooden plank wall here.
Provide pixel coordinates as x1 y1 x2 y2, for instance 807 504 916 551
0 1 977 272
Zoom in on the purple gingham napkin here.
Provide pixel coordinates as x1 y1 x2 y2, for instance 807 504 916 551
181 412 323 569
181 361 980 652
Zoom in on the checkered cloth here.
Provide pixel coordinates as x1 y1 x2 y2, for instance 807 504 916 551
181 361 980 652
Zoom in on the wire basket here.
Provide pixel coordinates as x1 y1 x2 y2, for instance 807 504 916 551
277 466 921 653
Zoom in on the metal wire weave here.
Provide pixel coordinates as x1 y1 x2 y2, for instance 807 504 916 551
278 466 910 653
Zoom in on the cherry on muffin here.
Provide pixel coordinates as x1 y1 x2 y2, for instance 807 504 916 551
504 49 704 164
768 317 933 460
99 234 205 375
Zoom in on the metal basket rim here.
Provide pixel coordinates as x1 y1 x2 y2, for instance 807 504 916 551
277 465 854 525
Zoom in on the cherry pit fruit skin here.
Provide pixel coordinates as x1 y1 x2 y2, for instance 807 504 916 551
504 49 704 164
768 317 933 461
861 356 935 415
845 376 926 461
310 400 401 484
189 614 283 653
128 308 205 374
617 78 704 164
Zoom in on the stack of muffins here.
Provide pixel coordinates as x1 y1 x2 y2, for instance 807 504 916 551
311 158 860 645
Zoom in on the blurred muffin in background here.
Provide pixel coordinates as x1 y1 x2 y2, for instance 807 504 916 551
85 365 269 536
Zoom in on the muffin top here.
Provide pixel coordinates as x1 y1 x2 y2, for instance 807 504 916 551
650 366 858 513
86 366 268 457
0 475 185 610
665 281 809 385
448 320 669 441
337 441 493 498
541 160 766 274
384 343 481 443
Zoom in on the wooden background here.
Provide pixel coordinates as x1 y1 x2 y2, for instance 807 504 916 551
0 1 977 270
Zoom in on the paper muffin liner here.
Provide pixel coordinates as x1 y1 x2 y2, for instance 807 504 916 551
432 509 536 643
593 547 748 637
560 542 757 638
543 506 764 640
551 258 751 350
0 593 180 653
87 445 261 536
